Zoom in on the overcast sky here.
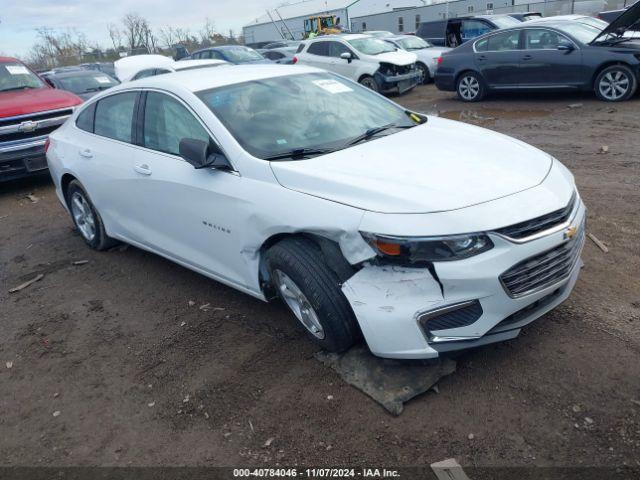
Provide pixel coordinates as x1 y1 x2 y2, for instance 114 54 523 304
0 0 275 57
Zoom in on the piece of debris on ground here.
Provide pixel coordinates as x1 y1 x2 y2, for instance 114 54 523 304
588 233 609 253
430 458 471 480
72 260 89 266
315 345 456 416
8 273 44 293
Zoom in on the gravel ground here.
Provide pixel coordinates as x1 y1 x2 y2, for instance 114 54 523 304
1 86 639 473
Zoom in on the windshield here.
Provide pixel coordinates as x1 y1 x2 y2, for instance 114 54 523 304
348 37 397 55
221 47 263 62
0 62 45 93
397 37 432 50
198 72 417 159
58 73 119 94
490 16 522 28
578 17 609 30
555 22 603 43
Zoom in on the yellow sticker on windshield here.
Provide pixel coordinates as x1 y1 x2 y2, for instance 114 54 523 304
312 79 353 94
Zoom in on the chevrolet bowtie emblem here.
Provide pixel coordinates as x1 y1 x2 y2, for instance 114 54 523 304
18 120 39 133
564 225 578 240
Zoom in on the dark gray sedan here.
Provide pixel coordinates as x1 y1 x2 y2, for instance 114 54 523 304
435 2 640 102
43 70 119 100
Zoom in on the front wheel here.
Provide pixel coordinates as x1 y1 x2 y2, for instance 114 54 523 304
456 71 486 102
594 65 637 102
265 237 359 353
359 75 379 92
416 62 430 84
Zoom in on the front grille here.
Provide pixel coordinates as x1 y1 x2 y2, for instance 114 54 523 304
419 300 483 336
0 108 73 146
496 192 576 240
379 62 415 76
500 223 584 298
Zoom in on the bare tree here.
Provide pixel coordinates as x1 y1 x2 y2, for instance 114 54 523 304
27 28 89 69
107 23 123 51
199 18 217 46
121 12 157 54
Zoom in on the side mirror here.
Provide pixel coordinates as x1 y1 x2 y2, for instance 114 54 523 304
557 42 575 52
179 138 232 170
340 52 353 62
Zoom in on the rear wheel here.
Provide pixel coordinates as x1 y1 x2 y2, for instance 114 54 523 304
594 65 637 102
66 180 117 251
265 237 359 353
456 71 485 102
359 75 379 92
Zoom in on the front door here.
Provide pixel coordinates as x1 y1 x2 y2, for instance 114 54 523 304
128 91 247 287
518 28 584 88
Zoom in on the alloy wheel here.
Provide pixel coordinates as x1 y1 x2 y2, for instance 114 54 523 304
416 64 427 84
459 75 480 100
70 191 96 242
360 77 378 92
273 269 325 339
599 70 630 101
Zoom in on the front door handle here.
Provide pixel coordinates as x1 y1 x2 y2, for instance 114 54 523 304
79 149 93 159
133 164 152 176
522 54 533 61
477 55 487 61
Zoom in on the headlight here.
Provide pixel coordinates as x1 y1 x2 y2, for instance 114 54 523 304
362 232 493 264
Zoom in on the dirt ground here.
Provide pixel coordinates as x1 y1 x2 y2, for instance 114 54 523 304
1 86 639 474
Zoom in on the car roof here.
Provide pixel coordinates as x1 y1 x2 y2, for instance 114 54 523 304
120 64 323 93
311 33 369 41
195 45 253 53
0 56 20 63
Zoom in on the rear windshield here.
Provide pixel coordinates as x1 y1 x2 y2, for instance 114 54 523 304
221 47 263 62
0 62 44 93
490 16 522 28
58 73 119 94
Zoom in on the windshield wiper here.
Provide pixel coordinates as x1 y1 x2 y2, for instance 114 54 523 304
346 123 415 147
263 147 334 161
0 85 37 93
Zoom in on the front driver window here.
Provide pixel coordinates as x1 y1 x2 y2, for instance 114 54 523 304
94 92 137 143
143 92 210 156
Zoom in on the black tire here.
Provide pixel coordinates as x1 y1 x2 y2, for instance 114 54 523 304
456 71 486 102
265 237 359 353
359 75 379 92
594 64 637 102
416 62 430 84
66 180 117 251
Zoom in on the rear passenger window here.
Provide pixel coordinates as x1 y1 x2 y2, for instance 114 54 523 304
296 43 305 53
94 92 137 143
307 42 329 56
143 92 210 156
75 103 95 133
475 38 489 52
486 30 521 51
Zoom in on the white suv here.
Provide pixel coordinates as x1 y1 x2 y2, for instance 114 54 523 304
294 34 421 94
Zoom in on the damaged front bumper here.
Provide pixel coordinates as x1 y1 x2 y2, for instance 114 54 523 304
342 201 587 359
374 70 421 94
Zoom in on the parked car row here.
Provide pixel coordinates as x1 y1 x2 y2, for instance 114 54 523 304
434 3 640 102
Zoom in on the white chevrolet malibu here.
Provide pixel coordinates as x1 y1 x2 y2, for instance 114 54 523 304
46 65 586 359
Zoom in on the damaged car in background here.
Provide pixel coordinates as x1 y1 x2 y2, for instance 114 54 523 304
294 34 421 94
46 65 586 359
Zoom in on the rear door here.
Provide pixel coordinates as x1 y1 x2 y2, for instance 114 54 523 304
71 91 143 239
518 28 584 87
474 29 522 87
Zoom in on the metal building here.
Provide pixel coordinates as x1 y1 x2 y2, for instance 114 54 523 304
242 0 427 46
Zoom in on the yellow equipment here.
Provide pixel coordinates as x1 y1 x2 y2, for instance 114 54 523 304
304 15 341 38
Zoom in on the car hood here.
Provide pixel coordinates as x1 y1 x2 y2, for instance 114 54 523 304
592 0 640 42
372 50 417 66
270 116 553 214
0 87 82 117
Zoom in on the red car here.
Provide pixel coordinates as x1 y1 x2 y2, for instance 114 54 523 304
1 57 82 182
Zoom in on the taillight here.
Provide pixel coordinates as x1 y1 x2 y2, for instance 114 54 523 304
437 56 443 65
44 138 51 153
292 56 298 64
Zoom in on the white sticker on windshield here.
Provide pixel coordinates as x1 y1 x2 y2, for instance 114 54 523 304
312 79 353 94
95 76 111 84
6 65 30 75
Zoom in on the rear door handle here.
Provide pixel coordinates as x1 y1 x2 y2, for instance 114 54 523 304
133 164 152 176
477 55 487 61
522 54 533 60
79 149 93 159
